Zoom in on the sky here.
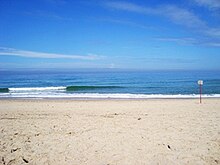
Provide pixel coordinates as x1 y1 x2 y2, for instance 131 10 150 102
0 0 220 70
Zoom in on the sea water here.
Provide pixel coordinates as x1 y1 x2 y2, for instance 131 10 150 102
0 70 220 99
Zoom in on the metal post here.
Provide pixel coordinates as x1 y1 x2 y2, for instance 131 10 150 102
198 80 203 104
200 84 202 103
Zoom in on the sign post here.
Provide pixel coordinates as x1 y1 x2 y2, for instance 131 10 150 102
198 80 203 103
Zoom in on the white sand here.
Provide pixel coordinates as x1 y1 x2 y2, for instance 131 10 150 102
0 99 220 165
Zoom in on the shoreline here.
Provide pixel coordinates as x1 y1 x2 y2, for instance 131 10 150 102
0 97 220 101
0 94 220 100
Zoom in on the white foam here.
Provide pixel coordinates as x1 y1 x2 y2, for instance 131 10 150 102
9 87 66 91
1 93 220 99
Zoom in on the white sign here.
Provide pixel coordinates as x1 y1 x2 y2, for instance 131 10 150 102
198 80 203 85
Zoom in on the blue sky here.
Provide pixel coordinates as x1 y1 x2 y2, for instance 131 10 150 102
0 0 220 70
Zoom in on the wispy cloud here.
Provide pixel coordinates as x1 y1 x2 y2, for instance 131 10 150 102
105 1 155 14
192 0 220 9
0 62 108 69
204 42 220 47
156 37 220 47
160 5 206 28
156 37 198 45
23 10 72 21
111 55 197 64
0 47 100 60
104 1 220 38
44 0 67 5
146 57 197 64
95 17 154 30
105 1 205 28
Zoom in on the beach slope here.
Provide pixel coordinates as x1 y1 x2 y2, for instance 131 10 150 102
0 99 220 164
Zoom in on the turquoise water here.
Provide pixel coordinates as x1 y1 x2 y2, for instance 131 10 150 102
0 70 220 98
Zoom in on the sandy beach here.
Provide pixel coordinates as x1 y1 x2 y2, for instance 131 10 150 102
0 99 220 165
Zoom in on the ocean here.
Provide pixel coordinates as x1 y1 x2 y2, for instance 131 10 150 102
0 70 220 99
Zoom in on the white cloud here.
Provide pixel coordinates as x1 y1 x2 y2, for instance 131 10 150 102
105 1 153 14
95 18 154 30
104 1 161 16
24 10 72 21
104 1 220 39
0 47 100 60
192 0 220 9
156 37 198 45
205 42 220 47
156 37 220 47
44 0 67 5
204 28 220 37
160 5 206 28
104 2 205 28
